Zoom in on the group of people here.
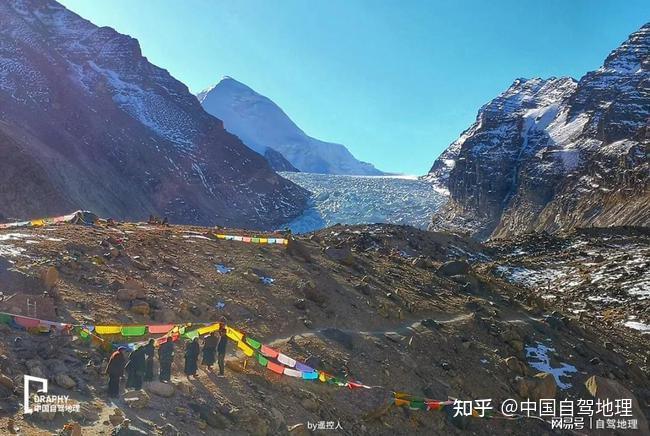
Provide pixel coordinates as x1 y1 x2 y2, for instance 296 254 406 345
105 327 229 398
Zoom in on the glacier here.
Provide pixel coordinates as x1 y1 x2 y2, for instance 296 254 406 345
279 172 445 233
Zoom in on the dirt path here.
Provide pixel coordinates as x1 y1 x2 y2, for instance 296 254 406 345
262 310 542 348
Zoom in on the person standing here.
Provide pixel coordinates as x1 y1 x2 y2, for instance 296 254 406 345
143 339 155 382
202 331 219 371
158 339 174 382
125 346 146 390
184 338 200 378
217 327 228 377
105 347 126 398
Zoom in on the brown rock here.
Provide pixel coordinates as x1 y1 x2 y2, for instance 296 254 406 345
124 278 146 297
504 356 528 376
54 373 76 389
123 390 150 409
117 288 138 301
41 267 59 290
585 376 649 434
324 246 355 266
517 372 556 401
146 381 175 398
130 301 150 316
108 409 124 426
0 373 14 391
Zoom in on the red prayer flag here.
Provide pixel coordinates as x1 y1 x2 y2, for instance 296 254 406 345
267 361 285 374
261 344 279 359
14 316 40 328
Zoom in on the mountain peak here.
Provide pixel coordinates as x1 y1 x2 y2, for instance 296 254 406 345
198 78 384 175
603 21 650 73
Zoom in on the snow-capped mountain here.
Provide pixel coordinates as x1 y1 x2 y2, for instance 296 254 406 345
0 0 308 228
197 77 384 175
428 23 649 239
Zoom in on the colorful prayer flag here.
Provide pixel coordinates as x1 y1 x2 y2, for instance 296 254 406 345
256 353 269 367
237 341 255 357
260 344 279 359
277 353 297 368
284 368 302 378
121 326 146 336
95 326 122 335
148 324 175 334
267 361 285 374
245 337 261 349
302 371 319 380
295 362 314 373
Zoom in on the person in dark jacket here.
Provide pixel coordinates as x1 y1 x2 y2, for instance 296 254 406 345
143 339 155 382
105 347 126 398
217 328 228 377
125 346 146 390
158 339 174 382
184 338 200 378
202 331 219 371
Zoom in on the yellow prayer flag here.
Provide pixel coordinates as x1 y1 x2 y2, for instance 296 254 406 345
226 326 243 342
237 341 254 357
197 323 221 335
95 325 121 335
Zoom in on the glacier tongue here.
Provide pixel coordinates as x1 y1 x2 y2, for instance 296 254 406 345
279 172 445 233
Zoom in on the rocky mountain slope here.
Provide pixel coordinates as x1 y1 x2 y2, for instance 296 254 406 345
0 0 308 228
0 221 648 435
428 23 649 240
198 77 384 175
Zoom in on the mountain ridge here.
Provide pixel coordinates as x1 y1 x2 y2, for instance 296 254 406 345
0 0 308 228
427 23 649 240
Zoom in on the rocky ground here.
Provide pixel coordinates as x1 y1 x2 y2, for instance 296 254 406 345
0 222 648 435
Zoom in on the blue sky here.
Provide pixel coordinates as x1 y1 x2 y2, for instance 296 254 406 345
59 0 648 175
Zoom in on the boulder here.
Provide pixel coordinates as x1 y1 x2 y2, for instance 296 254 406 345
232 408 269 435
437 260 470 277
117 288 138 301
300 398 319 413
585 376 649 433
130 301 150 316
287 239 311 262
54 373 76 389
146 381 175 398
504 356 528 376
41 267 60 290
324 246 355 266
61 422 82 436
109 408 125 426
517 372 556 401
123 390 150 409
0 373 14 391
450 274 480 292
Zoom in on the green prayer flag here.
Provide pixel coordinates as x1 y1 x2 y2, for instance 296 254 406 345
256 353 268 367
0 313 12 325
245 337 261 349
409 400 427 410
183 329 199 340
121 326 146 336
